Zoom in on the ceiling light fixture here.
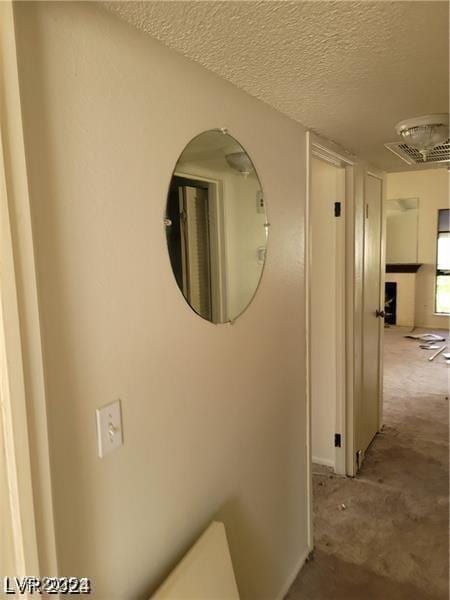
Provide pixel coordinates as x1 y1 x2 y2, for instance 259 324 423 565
225 152 253 177
394 114 449 161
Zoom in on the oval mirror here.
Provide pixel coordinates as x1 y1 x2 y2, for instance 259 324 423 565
165 130 268 324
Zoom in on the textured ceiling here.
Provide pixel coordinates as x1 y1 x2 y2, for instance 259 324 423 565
104 1 449 171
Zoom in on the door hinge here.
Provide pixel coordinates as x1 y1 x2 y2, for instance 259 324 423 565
334 433 342 448
365 204 369 219
334 201 341 217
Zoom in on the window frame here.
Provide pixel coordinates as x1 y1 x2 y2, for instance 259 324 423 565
435 208 450 315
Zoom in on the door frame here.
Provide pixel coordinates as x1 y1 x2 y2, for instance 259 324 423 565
175 171 228 324
306 131 356 488
306 135 385 480
0 0 58 579
0 121 39 580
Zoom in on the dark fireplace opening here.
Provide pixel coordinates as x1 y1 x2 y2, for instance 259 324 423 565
385 282 397 325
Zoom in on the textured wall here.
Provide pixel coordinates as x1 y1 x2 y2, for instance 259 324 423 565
104 0 449 172
14 3 308 599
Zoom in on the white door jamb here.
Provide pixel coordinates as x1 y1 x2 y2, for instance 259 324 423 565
307 133 356 478
0 0 58 581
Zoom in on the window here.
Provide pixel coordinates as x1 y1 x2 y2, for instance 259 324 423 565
436 209 450 314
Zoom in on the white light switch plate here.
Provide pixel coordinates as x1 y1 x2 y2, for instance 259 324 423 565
96 399 123 458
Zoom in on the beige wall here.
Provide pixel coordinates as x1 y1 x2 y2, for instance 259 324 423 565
386 168 449 329
385 209 418 264
222 173 267 320
14 3 308 599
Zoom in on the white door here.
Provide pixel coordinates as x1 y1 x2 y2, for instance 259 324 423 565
358 173 384 465
310 157 346 471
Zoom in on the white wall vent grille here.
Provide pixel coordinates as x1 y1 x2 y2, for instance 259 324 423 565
385 139 450 165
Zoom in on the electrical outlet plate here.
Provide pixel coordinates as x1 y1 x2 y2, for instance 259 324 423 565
96 399 123 458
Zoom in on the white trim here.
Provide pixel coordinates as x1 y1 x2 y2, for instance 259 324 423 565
333 164 347 477
0 0 58 578
0 3 39 578
309 134 356 168
304 132 313 551
367 169 384 180
311 147 343 168
0 122 39 580
275 547 311 600
312 456 335 469
348 161 368 475
345 165 357 477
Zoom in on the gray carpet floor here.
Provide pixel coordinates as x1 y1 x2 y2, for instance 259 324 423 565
286 326 449 600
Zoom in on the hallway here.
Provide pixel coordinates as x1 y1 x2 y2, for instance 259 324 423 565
287 326 449 600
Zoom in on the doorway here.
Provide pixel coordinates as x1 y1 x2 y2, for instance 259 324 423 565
305 135 386 580
307 134 386 483
166 173 227 324
167 176 214 320
309 152 347 474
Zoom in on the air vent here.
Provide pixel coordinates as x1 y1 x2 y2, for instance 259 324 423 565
385 139 450 165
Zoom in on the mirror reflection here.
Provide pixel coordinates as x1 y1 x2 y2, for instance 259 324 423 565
386 198 419 263
165 130 268 323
